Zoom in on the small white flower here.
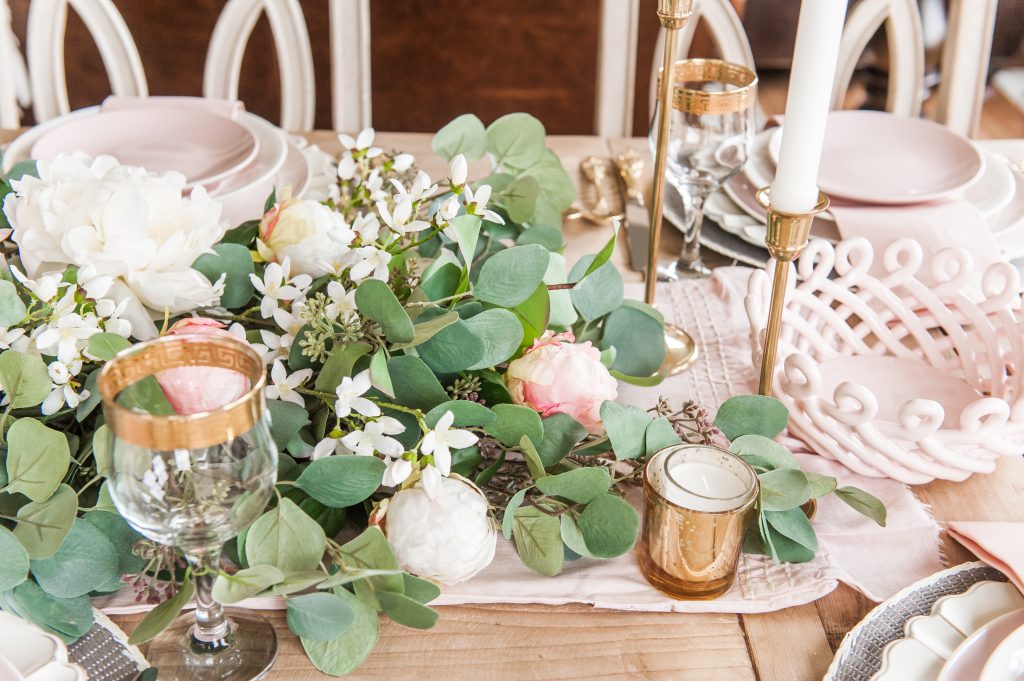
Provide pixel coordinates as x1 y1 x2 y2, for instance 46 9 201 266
47 360 70 385
376 198 430 236
249 258 312 319
0 327 26 350
250 330 286 364
420 464 444 499
348 246 391 282
420 410 478 477
464 184 504 224
352 213 381 243
325 281 357 321
77 264 113 300
340 416 406 457
449 154 468 188
35 313 101 364
337 153 357 181
338 128 382 159
11 267 61 303
437 195 461 231
264 360 312 407
392 153 415 172
390 171 437 203
364 169 389 203
311 437 340 460
41 383 87 415
334 369 381 418
382 457 414 487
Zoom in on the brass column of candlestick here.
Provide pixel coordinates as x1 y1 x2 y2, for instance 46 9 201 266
647 0 698 376
754 188 830 396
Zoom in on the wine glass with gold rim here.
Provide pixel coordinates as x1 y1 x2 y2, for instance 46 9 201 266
99 334 278 681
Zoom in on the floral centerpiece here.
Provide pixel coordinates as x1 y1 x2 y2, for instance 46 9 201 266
0 113 883 676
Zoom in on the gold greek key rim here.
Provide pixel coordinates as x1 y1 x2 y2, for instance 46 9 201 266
661 58 758 116
98 334 267 451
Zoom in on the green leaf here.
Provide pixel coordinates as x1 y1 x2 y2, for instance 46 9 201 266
81 510 146 574
542 252 578 328
758 468 812 511
536 468 610 504
287 592 355 640
537 413 587 467
714 395 789 440
486 112 546 169
474 244 550 307
415 318 485 373
355 279 414 343
451 446 484 478
515 148 576 210
502 489 528 540
12 481 76 557
8 160 38 182
512 282 550 349
464 308 524 370
0 526 29 591
84 333 132 362
316 342 372 392
317 568 404 590
512 506 563 577
0 350 51 408
473 450 504 487
449 214 482 272
74 370 101 421
0 280 26 326
7 581 93 639
644 417 683 456
559 512 596 558
730 434 798 470
764 508 818 552
91 425 113 478
387 356 449 411
301 588 379 677
266 400 309 450
577 494 639 558
246 498 327 574
805 471 838 498
425 400 496 428
598 303 665 377
420 263 462 301
377 590 438 629
520 435 547 480
13 484 77 559
610 369 667 387
579 223 619 280
30 519 118 598
117 376 174 415
518 223 564 251
296 455 386 508
390 311 459 351
6 420 70 502
432 113 486 161
835 486 887 527
339 527 403 598
599 401 650 460
128 579 195 645
569 258 624 322
502 175 540 223
401 573 441 604
299 497 348 538
192 243 256 309
211 565 286 604
221 219 259 246
486 403 544 448
270 571 327 596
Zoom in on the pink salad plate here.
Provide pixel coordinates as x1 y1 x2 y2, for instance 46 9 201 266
30 107 259 190
936 609 1024 681
767 110 984 205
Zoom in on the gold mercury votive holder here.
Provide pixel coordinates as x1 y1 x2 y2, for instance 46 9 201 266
640 444 759 599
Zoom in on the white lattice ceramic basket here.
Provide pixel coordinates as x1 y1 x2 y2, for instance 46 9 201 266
745 237 1024 485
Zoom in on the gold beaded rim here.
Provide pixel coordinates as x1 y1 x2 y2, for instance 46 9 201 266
660 58 758 116
98 334 267 451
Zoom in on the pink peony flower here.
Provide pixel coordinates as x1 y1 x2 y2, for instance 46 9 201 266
504 331 618 434
155 317 251 415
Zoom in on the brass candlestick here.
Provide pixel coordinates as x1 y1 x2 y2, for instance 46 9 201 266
754 188 830 396
648 0 697 376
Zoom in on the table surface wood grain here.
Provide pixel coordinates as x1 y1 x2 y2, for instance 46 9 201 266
26 91 1019 681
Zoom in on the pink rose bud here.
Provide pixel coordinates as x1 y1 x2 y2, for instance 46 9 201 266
155 318 251 415
505 331 618 434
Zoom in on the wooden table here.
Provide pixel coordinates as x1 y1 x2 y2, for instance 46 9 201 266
96 94 1024 680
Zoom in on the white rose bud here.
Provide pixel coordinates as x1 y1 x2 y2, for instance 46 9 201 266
384 475 496 585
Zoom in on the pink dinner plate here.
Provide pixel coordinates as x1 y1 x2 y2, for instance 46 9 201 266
30 108 259 190
768 110 984 205
937 609 1024 681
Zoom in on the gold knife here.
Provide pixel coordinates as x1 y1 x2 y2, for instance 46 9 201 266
613 150 651 273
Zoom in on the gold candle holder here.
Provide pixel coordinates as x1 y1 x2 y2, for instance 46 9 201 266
647 0 697 376
754 188 830 396
639 444 759 599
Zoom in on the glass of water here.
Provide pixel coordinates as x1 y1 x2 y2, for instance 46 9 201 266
99 334 277 681
649 58 757 279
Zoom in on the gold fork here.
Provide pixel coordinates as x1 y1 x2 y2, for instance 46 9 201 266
568 156 619 223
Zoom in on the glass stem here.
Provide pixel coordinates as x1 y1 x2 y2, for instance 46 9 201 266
677 186 709 267
186 548 232 652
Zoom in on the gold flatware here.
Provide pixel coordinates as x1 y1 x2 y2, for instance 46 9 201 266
568 156 618 223
612 150 653 273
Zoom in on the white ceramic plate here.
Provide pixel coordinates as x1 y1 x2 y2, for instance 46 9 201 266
0 611 86 681
937 609 1024 681
767 111 984 205
981 621 1024 681
31 108 259 190
958 150 1017 219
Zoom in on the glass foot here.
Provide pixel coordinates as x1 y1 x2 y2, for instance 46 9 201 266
657 258 712 281
145 608 278 681
662 323 698 376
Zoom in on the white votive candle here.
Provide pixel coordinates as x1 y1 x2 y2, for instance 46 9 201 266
770 0 849 213
665 461 750 512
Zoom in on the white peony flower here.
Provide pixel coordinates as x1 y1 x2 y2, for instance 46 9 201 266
340 416 406 458
384 475 497 585
4 153 228 340
420 410 478 477
264 360 311 406
256 198 355 278
334 370 380 418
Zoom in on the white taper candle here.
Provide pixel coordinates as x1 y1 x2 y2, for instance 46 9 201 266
770 0 849 213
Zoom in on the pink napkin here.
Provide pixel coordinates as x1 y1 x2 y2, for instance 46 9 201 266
948 521 1024 594
828 200 1001 299
101 95 244 120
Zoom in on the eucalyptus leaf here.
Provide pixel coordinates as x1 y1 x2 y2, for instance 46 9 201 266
8 580 93 639
577 494 639 558
644 417 683 456
485 112 546 169
474 244 550 307
473 450 504 487
338 527 403 599
81 510 146 574
758 468 812 512
30 519 119 598
542 252 578 328
598 303 665 377
599 401 650 460
387 356 449 411
211 565 286 604
12 484 77 559
420 262 462 301
425 400 496 428
502 175 540 223
287 592 356 640
537 413 587 467
295 455 386 508
519 435 547 480
270 571 328 596
377 590 439 629
192 243 255 309
355 279 414 343
128 579 195 645
764 508 818 552
401 573 441 604
714 395 789 440
835 486 887 526
569 258 623 322
0 526 29 591
390 311 459 350
266 400 309 450
502 488 528 540
486 404 543 448
0 280 26 326
92 425 113 478
805 471 838 498
301 587 379 677
6 419 71 502
432 113 486 161
0 350 51 408
415 318 485 373
449 214 482 272
536 468 610 504
512 282 549 349
512 506 563 577
316 342 372 392
559 512 595 558
464 308 524 370
245 498 327 574
317 568 404 589
730 434 798 470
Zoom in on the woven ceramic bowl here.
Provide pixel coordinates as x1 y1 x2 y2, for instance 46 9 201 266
745 237 1024 485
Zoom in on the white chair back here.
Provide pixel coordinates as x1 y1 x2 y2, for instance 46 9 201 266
26 0 147 123
0 0 28 127
934 0 998 138
329 0 372 133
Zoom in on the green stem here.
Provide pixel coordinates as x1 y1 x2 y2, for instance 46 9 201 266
76 475 102 497
405 291 473 308
393 226 442 256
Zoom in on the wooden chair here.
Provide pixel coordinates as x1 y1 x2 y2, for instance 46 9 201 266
934 0 998 138
0 0 29 128
204 0 372 132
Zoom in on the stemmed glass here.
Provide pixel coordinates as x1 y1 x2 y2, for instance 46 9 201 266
649 59 757 279
99 334 278 681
